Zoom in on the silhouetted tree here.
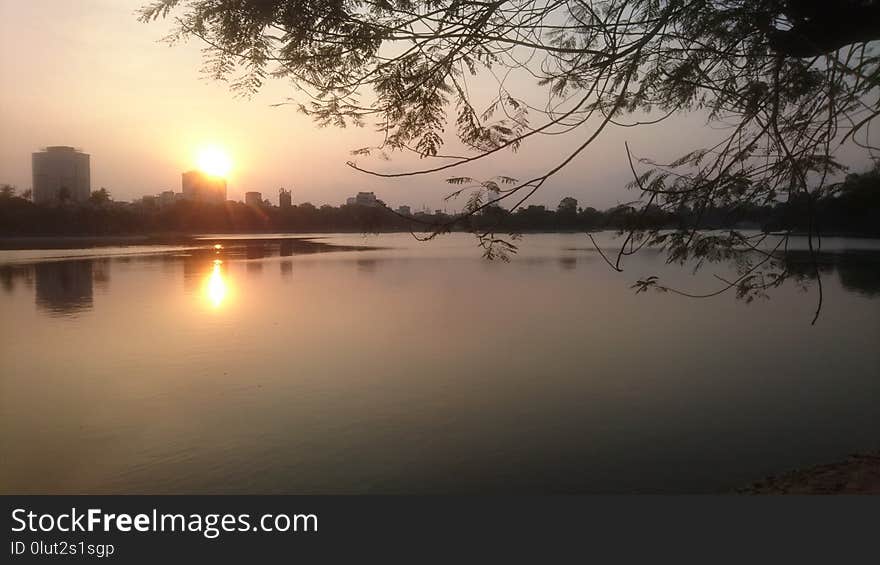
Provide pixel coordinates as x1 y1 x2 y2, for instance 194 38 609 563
90 188 112 205
1 177 876 240
139 0 880 319
558 197 578 214
557 197 578 228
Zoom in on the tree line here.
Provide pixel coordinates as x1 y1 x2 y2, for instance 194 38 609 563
1 164 877 237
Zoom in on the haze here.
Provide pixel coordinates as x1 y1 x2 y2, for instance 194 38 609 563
0 0 872 209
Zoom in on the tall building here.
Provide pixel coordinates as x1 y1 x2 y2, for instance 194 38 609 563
245 191 262 207
397 205 411 216
279 188 292 208
159 190 176 206
32 146 90 204
354 191 379 207
182 170 226 203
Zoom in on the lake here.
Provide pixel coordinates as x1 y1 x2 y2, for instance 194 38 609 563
1 232 878 493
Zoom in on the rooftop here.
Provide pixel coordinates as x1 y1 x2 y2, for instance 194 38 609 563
38 146 88 155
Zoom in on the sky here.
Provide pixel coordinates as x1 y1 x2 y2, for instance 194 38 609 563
0 0 873 210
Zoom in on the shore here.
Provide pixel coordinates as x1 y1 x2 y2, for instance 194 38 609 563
0 234 200 250
3 230 879 251
739 452 880 494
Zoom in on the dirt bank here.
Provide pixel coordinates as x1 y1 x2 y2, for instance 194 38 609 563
740 452 880 494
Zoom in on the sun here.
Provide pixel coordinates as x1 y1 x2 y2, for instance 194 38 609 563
196 146 232 178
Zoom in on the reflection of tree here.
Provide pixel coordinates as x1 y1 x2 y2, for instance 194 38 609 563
836 255 880 297
279 240 293 257
0 266 11 293
35 260 93 316
280 260 293 278
93 258 111 291
784 251 880 297
0 264 34 293
356 259 379 273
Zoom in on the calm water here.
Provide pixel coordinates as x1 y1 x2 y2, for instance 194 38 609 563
1 232 878 493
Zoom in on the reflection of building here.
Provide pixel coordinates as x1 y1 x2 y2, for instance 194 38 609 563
245 243 267 260
245 191 262 207
182 170 226 203
32 146 91 204
356 258 378 272
279 188 292 208
34 260 94 315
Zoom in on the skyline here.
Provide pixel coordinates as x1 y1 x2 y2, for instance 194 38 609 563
3 1 874 213
2 0 880 546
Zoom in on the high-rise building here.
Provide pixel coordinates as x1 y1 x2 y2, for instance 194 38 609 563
245 191 263 207
354 191 379 207
159 190 176 206
32 146 90 204
396 205 411 216
182 170 226 203
279 188 292 208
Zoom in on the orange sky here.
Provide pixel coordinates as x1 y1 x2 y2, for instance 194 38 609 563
0 1 873 210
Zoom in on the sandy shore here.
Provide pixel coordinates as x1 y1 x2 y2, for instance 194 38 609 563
740 452 880 494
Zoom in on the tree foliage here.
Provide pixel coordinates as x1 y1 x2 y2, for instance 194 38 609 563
90 188 112 205
140 0 880 320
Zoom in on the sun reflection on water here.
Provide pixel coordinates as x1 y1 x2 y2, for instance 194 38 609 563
205 260 228 308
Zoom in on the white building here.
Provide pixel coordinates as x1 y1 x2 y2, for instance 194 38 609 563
245 191 262 206
32 146 90 204
279 188 292 208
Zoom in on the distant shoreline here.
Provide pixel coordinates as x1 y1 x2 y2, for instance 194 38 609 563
1 230 879 250
0 234 200 250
